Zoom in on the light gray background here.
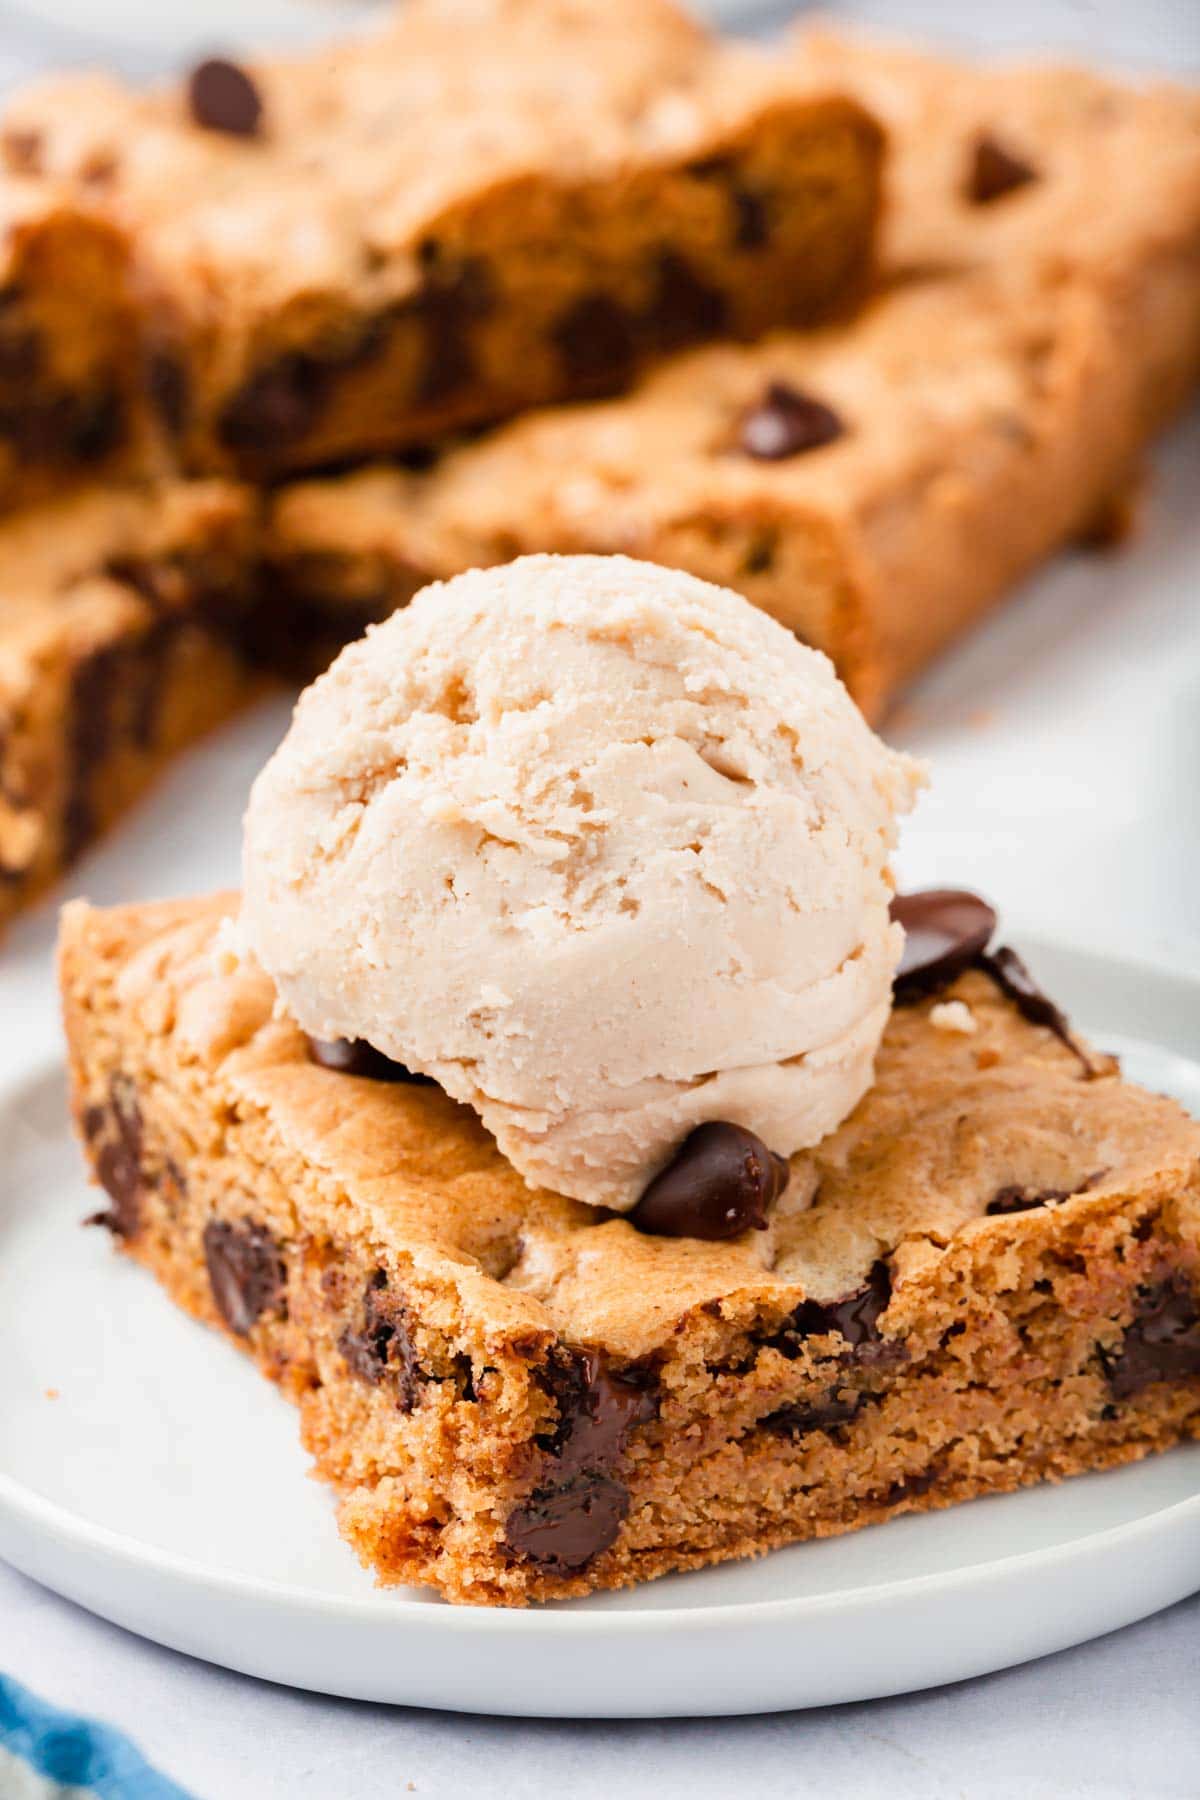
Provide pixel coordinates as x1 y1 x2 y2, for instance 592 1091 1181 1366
0 3 1197 1796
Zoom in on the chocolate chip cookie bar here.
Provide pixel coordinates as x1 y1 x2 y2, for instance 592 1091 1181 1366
60 892 1200 1605
265 267 1138 721
2 0 882 481
0 177 143 512
0 484 257 929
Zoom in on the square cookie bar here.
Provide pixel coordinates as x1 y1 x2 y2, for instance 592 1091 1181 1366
2 0 882 480
0 485 257 929
61 894 1200 1605
264 268 1138 722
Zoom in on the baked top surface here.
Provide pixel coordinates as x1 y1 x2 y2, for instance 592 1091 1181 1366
1 0 864 310
65 892 1200 1361
791 25 1200 279
266 268 1115 571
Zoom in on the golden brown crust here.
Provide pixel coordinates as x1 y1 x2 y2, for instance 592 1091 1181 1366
60 894 1200 1603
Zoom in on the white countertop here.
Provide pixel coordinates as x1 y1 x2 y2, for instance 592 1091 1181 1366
0 3 1197 1795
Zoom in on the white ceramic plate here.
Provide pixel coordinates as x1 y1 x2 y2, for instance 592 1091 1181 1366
0 936 1198 1717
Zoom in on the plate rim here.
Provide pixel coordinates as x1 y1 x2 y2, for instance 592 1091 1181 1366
2 924 1198 1641
1 1449 1198 1636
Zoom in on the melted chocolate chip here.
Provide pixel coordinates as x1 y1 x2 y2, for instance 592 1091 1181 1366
506 1347 658 1573
412 257 493 405
967 134 1037 205
203 1219 285 1336
338 1270 422 1406
761 1391 861 1439
731 185 770 250
147 348 189 437
187 58 264 138
738 382 844 461
891 889 997 1001
536 1346 659 1473
70 388 123 463
630 1121 789 1241
62 617 179 864
218 352 325 452
986 1170 1104 1217
787 1260 893 1350
979 945 1095 1075
82 1083 144 1238
646 251 727 350
883 1467 938 1505
307 1035 436 1084
553 291 636 392
504 1471 630 1574
986 1184 1071 1217
1098 1275 1200 1399
0 314 41 385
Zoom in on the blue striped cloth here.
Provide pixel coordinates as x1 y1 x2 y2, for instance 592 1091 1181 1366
0 1676 194 1799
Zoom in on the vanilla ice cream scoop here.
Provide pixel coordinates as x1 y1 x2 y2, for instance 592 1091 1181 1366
242 555 923 1209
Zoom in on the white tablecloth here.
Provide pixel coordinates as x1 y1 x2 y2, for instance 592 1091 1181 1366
0 4 1197 1795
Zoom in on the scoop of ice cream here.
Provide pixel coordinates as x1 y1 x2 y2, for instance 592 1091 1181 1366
242 555 923 1209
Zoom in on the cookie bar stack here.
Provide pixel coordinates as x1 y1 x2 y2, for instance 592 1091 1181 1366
0 0 888 929
2 0 1199 929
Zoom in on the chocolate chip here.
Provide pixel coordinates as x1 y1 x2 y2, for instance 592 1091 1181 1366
147 349 189 437
787 1260 893 1350
891 889 997 1000
685 155 770 250
761 1391 861 1439
967 134 1037 205
0 384 125 469
553 291 636 392
1098 1275 1200 1399
732 185 770 250
535 1346 659 1474
187 58 264 138
646 251 728 350
986 1170 1104 1216
307 1035 436 1084
738 382 844 461
978 945 1096 1076
0 315 41 385
218 353 325 452
203 1219 285 1336
883 1467 938 1505
82 1083 144 1238
61 614 179 864
338 1270 422 1407
504 1471 629 1573
741 531 777 576
69 388 123 463
630 1121 789 1241
986 1184 1071 1217
411 257 493 405
507 1347 657 1573
104 556 182 612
